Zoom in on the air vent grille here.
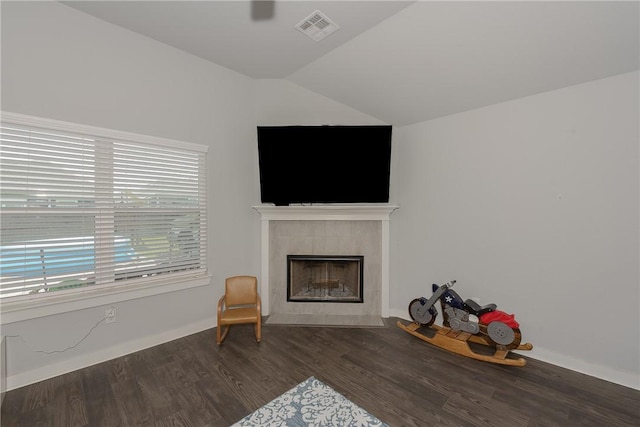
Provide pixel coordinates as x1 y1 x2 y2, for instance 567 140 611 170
295 10 340 42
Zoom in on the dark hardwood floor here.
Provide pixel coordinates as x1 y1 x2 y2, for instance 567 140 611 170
2 317 639 426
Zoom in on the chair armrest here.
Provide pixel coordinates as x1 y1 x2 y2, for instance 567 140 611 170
256 294 261 314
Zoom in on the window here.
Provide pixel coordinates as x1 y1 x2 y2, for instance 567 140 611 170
0 113 208 301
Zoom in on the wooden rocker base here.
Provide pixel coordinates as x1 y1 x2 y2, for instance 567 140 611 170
397 320 533 367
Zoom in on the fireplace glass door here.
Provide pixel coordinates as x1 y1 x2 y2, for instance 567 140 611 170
287 255 363 303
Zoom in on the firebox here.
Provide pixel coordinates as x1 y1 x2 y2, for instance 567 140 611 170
287 255 364 303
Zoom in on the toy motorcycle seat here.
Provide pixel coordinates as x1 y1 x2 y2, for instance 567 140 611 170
463 299 497 316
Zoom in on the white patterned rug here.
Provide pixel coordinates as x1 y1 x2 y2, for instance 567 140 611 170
231 377 389 427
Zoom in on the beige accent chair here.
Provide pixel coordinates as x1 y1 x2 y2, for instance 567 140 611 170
217 275 262 345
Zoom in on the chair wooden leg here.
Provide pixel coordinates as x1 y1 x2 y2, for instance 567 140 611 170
255 320 261 343
217 325 230 345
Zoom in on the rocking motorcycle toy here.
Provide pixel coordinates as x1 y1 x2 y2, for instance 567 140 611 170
397 280 533 366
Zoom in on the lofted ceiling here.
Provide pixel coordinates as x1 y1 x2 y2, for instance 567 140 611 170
62 1 639 126
61 1 415 79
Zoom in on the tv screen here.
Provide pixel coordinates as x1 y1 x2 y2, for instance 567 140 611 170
257 125 392 206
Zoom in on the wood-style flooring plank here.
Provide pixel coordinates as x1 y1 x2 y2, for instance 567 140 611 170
2 318 639 427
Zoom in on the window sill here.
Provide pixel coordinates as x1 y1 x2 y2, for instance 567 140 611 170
0 273 212 324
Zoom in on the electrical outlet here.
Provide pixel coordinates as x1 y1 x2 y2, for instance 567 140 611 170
106 307 116 324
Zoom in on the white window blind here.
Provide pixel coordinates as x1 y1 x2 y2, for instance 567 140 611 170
0 114 207 299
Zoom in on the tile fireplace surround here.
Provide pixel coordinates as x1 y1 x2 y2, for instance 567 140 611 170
253 205 398 320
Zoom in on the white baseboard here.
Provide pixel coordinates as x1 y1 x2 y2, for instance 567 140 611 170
1 336 6 406
6 316 216 391
522 346 639 391
388 309 639 391
8 311 639 392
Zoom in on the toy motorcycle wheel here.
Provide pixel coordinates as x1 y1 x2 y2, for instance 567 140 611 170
408 298 436 327
485 321 522 350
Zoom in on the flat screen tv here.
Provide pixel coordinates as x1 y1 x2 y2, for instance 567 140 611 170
257 125 392 206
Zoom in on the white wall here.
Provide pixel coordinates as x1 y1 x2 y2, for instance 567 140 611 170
390 71 639 389
254 79 385 126
0 1 258 389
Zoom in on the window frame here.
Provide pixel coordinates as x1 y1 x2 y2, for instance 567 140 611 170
0 112 210 323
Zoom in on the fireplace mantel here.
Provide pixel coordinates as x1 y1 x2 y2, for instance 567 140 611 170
252 205 398 221
252 205 398 317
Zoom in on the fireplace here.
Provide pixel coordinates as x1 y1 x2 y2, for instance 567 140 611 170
287 255 363 303
252 205 398 317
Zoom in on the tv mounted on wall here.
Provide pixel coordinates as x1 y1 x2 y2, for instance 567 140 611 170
257 125 392 206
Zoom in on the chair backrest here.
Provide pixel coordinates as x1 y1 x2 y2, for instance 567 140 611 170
225 275 258 306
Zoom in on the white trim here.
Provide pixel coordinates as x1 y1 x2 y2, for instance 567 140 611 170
260 218 271 316
389 309 639 391
380 217 391 317
523 346 640 391
0 110 210 323
252 205 398 317
0 111 208 153
5 316 215 391
253 205 398 221
0 336 6 405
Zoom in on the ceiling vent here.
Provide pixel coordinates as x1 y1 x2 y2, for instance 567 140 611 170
295 10 340 42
